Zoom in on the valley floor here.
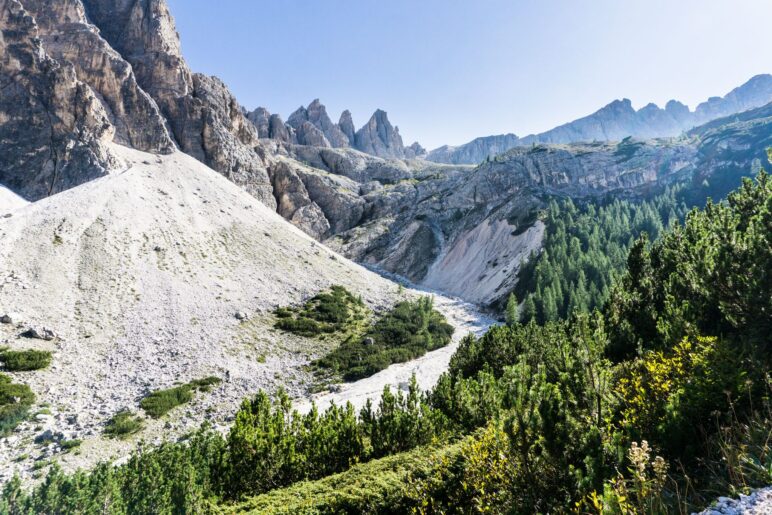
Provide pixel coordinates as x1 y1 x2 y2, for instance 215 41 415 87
0 146 496 483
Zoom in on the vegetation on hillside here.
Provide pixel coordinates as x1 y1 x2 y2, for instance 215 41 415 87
104 411 144 439
0 374 35 435
277 286 454 381
140 377 222 419
1 163 770 513
515 186 688 322
0 349 52 372
274 285 368 337
313 297 454 380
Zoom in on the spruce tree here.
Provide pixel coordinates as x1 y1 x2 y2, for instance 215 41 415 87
505 293 519 326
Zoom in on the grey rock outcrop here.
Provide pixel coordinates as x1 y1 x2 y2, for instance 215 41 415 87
81 0 276 208
295 121 331 148
355 109 405 159
339 110 356 145
23 0 175 154
405 142 427 159
0 0 117 200
269 114 295 143
426 134 520 164
247 107 271 138
270 161 330 238
287 100 349 148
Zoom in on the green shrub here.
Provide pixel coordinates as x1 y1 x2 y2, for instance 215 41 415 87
0 374 35 434
140 385 193 419
60 439 82 451
274 285 368 338
313 297 454 381
140 377 222 418
189 376 222 393
1 350 52 371
104 411 144 439
229 441 464 514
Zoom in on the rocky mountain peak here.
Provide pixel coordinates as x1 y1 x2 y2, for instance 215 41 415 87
355 109 405 159
247 107 271 138
1 0 275 207
339 109 355 145
405 141 427 159
246 101 418 160
286 99 349 148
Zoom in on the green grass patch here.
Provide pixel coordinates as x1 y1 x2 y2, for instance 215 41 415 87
0 373 35 434
60 439 82 451
1 350 52 371
274 285 369 338
312 297 454 381
104 411 144 439
140 377 222 418
227 441 464 514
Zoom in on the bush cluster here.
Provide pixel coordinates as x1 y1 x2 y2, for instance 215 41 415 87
140 377 222 419
313 297 454 381
274 285 367 337
0 349 52 371
0 374 35 435
104 411 144 439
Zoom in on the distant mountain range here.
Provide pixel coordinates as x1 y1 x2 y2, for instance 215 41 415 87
246 100 426 160
425 74 772 164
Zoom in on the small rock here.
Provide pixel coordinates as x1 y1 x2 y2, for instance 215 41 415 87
21 326 57 341
34 430 58 444
0 313 17 324
234 311 249 321
363 337 375 346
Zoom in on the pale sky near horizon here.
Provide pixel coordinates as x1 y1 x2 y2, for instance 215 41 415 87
167 0 772 149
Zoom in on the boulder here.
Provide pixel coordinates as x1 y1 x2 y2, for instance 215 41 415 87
21 326 57 341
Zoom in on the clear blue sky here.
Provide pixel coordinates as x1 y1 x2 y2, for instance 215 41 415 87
167 0 772 149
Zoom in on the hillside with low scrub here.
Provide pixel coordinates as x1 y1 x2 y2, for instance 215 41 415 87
2 164 770 514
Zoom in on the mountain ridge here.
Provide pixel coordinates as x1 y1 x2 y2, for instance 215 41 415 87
425 74 772 164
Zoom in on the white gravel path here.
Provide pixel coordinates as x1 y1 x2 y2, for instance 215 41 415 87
695 487 772 514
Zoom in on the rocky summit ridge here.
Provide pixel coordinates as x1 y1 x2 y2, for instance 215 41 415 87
425 74 772 164
247 100 425 160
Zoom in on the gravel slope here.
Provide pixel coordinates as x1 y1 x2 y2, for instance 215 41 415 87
0 145 420 479
0 185 28 213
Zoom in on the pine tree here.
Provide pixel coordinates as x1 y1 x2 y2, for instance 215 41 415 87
521 295 537 324
505 293 519 326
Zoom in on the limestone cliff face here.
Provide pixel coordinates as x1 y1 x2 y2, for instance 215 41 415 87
23 0 175 154
81 0 276 207
339 110 356 145
247 107 271 138
0 0 276 207
426 134 520 165
0 0 117 200
355 109 405 159
249 101 412 160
